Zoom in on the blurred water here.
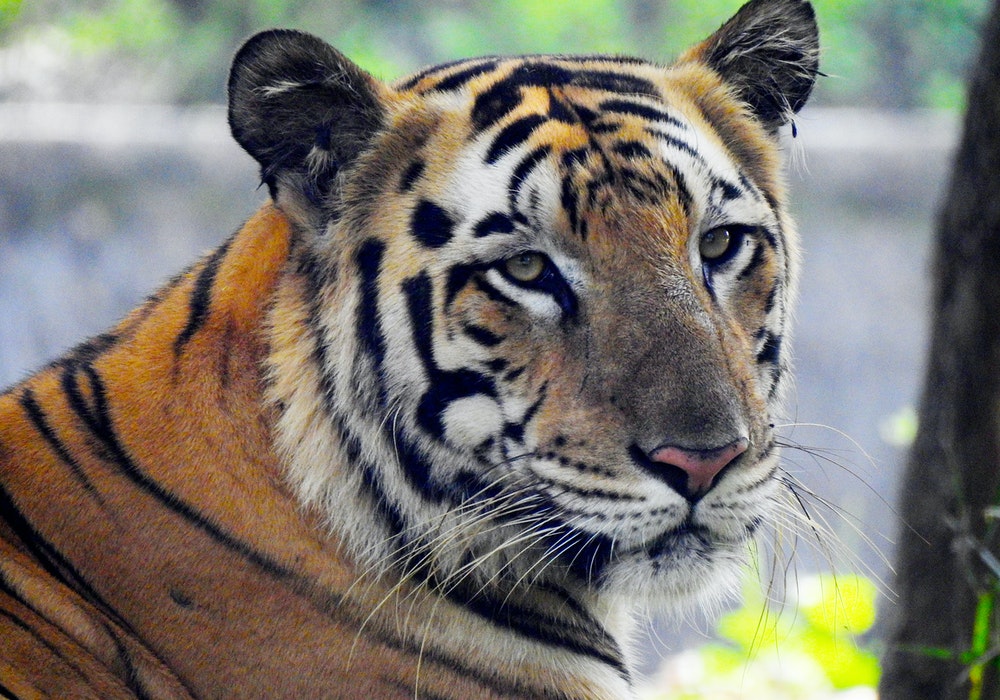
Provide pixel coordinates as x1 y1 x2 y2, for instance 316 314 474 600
0 103 957 661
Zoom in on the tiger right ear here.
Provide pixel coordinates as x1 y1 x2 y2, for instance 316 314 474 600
228 30 386 226
681 0 819 132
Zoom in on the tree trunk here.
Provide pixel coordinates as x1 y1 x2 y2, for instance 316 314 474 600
880 1 1000 698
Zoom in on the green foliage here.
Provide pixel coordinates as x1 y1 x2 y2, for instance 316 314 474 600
61 0 180 53
0 0 22 31
647 573 880 699
0 1 991 106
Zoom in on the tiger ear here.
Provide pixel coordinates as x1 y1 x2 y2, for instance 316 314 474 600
681 0 819 132
228 29 386 225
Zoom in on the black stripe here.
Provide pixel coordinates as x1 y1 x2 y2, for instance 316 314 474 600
404 273 437 372
473 276 517 307
713 177 743 202
296 249 340 411
473 62 661 133
562 147 590 169
560 175 581 237
18 388 104 503
0 481 135 637
619 167 669 202
398 160 425 192
330 411 408 539
547 92 577 123
173 239 231 355
0 684 20 700
2 572 168 700
0 606 90 684
759 224 779 249
666 164 693 213
432 59 501 92
64 332 119 368
756 331 782 365
472 79 524 132
508 145 551 207
110 634 156 700
398 57 495 92
570 68 658 98
391 423 444 499
486 114 548 164
504 366 526 383
764 284 779 314
463 324 503 347
359 461 408 540
354 239 388 409
385 483 631 687
404 525 629 684
344 425 409 540
737 244 767 281
442 585 630 683
768 364 784 398
600 98 683 128
521 388 546 425
486 358 508 373
411 199 455 248
613 141 652 159
59 362 300 584
445 262 491 308
589 120 621 134
645 127 703 162
403 273 497 442
472 212 516 238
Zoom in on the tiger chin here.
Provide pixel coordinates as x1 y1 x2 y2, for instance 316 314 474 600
0 1 818 698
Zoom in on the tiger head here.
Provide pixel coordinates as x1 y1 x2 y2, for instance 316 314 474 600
229 0 818 616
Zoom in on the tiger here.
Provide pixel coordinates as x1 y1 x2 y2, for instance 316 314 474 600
0 0 819 697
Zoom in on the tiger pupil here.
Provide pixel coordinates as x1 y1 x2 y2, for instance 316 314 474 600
504 252 546 282
700 228 732 260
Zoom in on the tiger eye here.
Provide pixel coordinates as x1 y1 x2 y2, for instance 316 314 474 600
504 252 547 283
699 227 732 261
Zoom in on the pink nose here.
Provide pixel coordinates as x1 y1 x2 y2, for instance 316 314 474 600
648 438 749 495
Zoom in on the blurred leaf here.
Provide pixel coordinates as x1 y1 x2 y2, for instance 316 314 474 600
798 573 877 636
4 0 994 107
0 0 23 31
879 405 919 448
797 627 881 688
64 0 181 53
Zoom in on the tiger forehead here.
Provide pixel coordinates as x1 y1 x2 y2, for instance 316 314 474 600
394 54 666 103
393 55 740 183
390 57 714 214
395 55 688 133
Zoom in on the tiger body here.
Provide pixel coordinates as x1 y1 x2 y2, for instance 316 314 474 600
0 1 819 698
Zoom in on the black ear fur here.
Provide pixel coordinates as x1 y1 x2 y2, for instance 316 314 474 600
696 0 819 130
228 29 385 213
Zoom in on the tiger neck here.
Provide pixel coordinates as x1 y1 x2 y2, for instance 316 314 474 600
260 208 639 698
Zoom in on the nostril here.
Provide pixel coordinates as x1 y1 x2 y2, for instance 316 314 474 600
648 437 749 496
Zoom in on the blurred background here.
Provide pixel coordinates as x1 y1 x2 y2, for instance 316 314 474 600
0 0 991 695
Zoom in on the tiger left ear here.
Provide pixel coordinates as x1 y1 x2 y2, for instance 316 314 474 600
682 0 819 132
228 30 386 226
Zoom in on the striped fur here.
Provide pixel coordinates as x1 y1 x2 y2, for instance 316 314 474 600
0 1 818 697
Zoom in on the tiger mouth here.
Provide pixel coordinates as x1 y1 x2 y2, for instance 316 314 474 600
624 514 762 562
641 523 718 559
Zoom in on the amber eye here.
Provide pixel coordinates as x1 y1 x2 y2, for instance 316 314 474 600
503 252 547 283
699 227 733 261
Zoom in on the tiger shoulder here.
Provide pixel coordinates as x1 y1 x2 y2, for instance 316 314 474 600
0 1 818 697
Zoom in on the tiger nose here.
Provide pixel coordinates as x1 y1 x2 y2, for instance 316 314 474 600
648 437 749 496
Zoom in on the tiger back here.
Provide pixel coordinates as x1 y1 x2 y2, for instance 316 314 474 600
0 1 819 698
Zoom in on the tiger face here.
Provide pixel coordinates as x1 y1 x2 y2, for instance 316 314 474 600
233 0 817 621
